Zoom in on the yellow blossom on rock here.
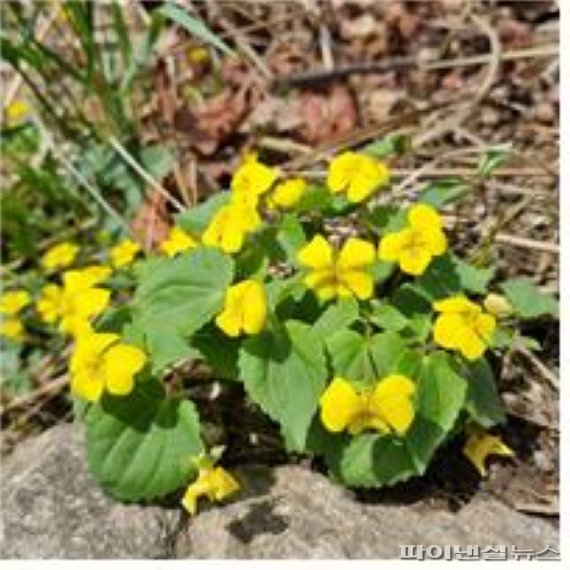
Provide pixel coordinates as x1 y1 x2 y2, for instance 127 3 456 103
0 290 31 315
297 234 376 301
320 375 416 436
483 293 513 318
327 151 390 203
379 203 447 276
463 430 514 477
182 463 240 515
1 317 25 341
433 295 496 361
202 204 261 254
69 332 147 401
215 279 267 337
267 178 307 209
41 241 79 271
231 153 279 208
160 227 198 257
110 238 141 268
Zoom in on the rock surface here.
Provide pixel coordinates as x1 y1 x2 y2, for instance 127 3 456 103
1 425 559 559
1 424 181 559
176 465 559 559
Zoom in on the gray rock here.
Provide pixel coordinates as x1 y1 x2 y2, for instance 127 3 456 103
1 424 181 559
176 465 559 559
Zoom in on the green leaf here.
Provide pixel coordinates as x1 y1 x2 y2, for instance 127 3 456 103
158 2 233 55
362 133 410 158
238 320 327 451
85 380 204 501
321 352 467 487
132 248 233 369
368 302 409 332
366 205 406 236
133 248 234 337
500 279 559 319
452 256 495 294
176 192 230 235
312 298 359 338
192 325 240 381
456 358 506 428
477 145 511 178
326 330 409 385
140 144 174 181
276 214 307 263
418 178 468 208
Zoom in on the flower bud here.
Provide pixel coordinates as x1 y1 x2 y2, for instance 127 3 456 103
483 294 513 318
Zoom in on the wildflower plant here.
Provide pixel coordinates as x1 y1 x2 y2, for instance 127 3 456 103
1 144 558 515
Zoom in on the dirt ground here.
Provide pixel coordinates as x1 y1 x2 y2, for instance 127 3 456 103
2 0 559 520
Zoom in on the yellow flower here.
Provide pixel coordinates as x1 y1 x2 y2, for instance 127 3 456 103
66 265 112 289
379 203 447 276
110 238 141 268
202 204 261 254
36 284 64 324
297 234 376 301
483 293 513 318
0 290 31 315
327 151 390 203
267 178 307 209
1 317 25 341
320 375 416 436
463 430 514 477
182 463 240 515
231 153 279 208
159 227 198 257
36 273 110 337
215 280 267 337
4 100 30 125
70 332 147 401
41 241 79 271
433 295 496 361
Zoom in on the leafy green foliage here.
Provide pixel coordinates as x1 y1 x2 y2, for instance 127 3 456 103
500 279 559 318
321 352 467 487
238 320 327 451
85 380 204 501
132 248 234 369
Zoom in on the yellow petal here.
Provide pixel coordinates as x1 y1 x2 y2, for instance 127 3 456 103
231 154 279 198
102 343 147 396
339 270 374 300
70 370 105 402
209 467 240 500
69 332 119 374
421 227 447 256
319 377 364 433
476 312 496 340
268 178 307 209
0 290 31 315
371 375 416 435
433 295 473 314
408 203 442 232
297 235 333 270
345 157 389 203
41 242 79 271
378 231 406 261
327 152 358 194
398 247 432 276
242 281 267 335
72 287 111 320
433 313 463 349
337 238 376 270
463 431 514 477
455 326 487 360
160 227 197 257
110 239 141 268
0 317 24 341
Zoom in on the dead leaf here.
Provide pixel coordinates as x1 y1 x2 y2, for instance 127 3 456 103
130 190 171 251
297 84 358 144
